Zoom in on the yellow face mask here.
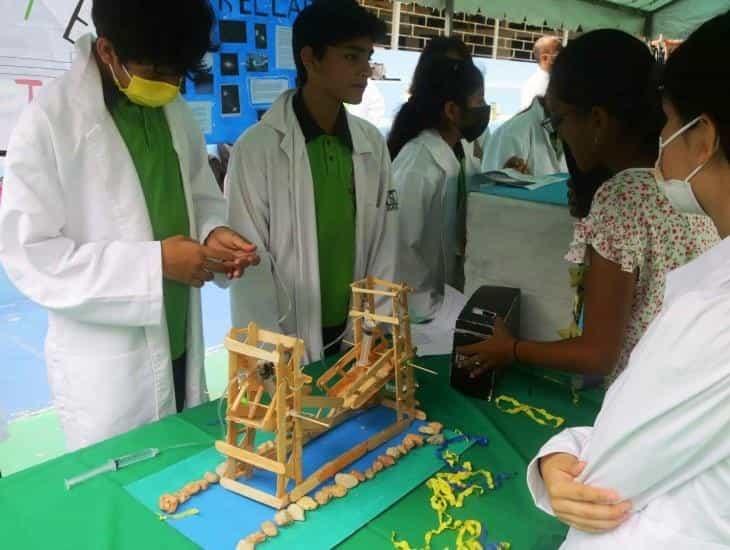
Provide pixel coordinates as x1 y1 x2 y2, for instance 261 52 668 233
110 64 180 108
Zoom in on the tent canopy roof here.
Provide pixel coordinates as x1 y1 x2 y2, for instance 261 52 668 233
413 0 729 37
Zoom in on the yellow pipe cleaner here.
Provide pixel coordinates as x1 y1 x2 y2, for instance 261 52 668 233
392 459 510 550
494 395 565 428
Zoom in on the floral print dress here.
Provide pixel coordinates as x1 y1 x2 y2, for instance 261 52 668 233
565 168 719 383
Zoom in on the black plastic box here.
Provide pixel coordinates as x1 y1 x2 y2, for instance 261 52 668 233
450 286 521 399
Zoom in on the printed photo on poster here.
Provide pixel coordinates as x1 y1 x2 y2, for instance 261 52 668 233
221 85 241 115
246 52 269 73
220 53 240 76
249 77 289 105
255 23 268 49
219 20 247 43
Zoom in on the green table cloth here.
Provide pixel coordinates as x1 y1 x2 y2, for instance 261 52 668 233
0 357 603 550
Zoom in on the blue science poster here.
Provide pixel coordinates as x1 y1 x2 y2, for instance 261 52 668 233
184 0 313 144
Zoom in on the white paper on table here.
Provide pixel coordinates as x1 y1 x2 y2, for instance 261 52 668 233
411 285 468 356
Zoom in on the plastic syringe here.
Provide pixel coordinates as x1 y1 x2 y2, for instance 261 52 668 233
64 447 160 490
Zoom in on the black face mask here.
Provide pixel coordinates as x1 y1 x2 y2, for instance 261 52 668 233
460 105 491 143
563 141 615 219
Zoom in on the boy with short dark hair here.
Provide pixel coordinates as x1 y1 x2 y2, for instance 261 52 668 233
226 0 398 359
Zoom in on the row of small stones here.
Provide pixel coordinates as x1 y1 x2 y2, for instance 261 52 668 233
237 422 444 550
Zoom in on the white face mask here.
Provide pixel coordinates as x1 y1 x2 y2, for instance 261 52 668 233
655 115 714 216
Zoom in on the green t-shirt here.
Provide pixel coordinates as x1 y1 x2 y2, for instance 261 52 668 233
293 92 356 329
110 98 190 360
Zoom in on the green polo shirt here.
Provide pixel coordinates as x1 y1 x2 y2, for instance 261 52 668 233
293 92 356 329
109 97 190 360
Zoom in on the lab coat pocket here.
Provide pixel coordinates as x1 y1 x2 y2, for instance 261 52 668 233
58 345 155 449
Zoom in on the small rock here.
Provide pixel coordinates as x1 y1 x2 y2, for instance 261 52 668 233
427 434 445 446
419 422 444 435
199 479 210 491
386 447 402 459
216 462 228 478
183 482 201 496
314 489 331 506
335 472 359 489
330 484 348 498
297 496 318 511
372 459 384 473
364 468 375 480
397 445 409 455
350 470 366 483
274 510 292 526
402 438 416 451
287 503 305 521
158 493 179 514
204 471 220 484
246 532 267 544
379 454 395 468
405 433 425 447
261 521 278 537
236 540 255 550
176 491 190 504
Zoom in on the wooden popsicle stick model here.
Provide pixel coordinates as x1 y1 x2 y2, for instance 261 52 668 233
216 277 422 509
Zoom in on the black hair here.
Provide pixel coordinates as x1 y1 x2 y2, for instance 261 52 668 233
409 37 471 95
549 29 663 162
564 140 615 219
92 0 215 76
388 56 483 159
662 11 730 160
292 0 387 87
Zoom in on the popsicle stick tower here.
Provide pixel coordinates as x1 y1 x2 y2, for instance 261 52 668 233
216 277 419 509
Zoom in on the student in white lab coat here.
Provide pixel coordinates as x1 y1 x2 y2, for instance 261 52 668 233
520 36 562 110
225 1 397 361
481 95 568 176
0 1 258 451
388 57 489 320
410 37 486 176
528 12 730 548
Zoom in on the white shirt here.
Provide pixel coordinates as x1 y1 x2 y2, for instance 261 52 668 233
527 235 730 549
346 80 386 128
482 98 567 177
521 67 550 110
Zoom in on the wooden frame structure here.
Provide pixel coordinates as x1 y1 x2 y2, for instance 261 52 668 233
216 277 418 509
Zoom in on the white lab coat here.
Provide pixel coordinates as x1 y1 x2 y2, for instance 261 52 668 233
482 98 567 177
520 67 550 110
527 236 730 548
0 35 225 451
225 90 398 360
393 130 463 321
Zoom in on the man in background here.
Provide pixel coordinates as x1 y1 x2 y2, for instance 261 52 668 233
521 35 562 109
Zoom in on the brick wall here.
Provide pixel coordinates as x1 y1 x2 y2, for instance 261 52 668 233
359 0 574 62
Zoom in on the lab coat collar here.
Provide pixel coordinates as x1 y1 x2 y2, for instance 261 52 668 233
664 233 730 307
292 90 353 149
67 34 111 124
262 90 374 156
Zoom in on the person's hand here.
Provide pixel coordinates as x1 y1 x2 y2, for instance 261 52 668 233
504 156 530 174
455 318 516 378
204 227 260 279
540 453 631 533
161 235 238 288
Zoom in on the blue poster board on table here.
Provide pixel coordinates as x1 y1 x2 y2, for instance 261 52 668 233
184 0 313 144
